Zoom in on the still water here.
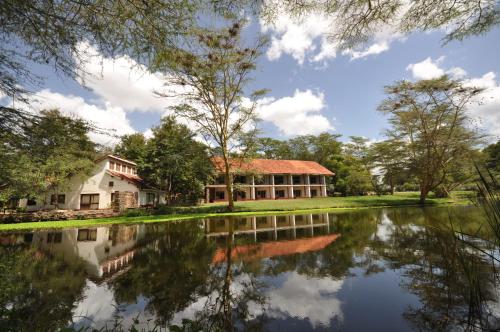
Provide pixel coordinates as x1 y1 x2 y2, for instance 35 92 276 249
1 206 499 331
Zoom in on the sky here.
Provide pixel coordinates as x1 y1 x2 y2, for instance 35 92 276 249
2 11 500 146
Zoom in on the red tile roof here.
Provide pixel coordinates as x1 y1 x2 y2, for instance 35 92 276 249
107 170 143 186
212 234 340 263
212 157 334 175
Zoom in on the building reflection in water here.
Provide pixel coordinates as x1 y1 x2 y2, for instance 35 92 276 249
2 225 147 281
204 213 340 263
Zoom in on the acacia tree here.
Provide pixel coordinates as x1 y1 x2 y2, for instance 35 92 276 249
157 22 267 211
378 76 483 204
261 0 500 50
369 139 408 194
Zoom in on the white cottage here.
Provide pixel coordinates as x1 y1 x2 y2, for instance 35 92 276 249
19 155 166 211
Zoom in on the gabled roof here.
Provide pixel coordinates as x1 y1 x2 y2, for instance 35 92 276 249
212 157 334 175
107 170 143 186
96 155 137 166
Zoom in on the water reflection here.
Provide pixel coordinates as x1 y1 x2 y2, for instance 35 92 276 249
0 207 499 331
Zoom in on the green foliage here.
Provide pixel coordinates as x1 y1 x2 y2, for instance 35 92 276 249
141 116 213 205
484 140 500 176
156 21 267 211
378 76 484 203
114 133 148 165
0 245 88 331
261 0 500 51
0 109 96 208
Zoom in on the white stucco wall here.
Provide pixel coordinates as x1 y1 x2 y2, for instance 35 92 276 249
20 159 141 211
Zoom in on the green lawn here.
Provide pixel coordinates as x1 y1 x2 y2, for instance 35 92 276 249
0 192 474 231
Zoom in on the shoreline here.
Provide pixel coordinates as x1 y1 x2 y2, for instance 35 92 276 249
0 198 472 231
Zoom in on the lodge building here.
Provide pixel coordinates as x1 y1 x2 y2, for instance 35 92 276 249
205 158 334 202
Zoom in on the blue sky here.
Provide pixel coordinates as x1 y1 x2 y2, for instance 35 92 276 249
3 13 499 145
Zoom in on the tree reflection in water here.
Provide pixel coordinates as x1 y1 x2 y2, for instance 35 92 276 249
1 207 500 331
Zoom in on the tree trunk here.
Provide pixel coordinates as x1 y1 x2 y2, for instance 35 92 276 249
222 154 234 212
419 185 429 205
225 171 234 212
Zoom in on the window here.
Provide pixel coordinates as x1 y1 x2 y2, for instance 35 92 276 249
215 191 225 200
311 189 318 197
110 161 115 170
215 175 225 185
27 198 36 206
146 192 156 204
234 175 246 184
255 177 265 185
109 181 114 187
274 176 284 185
310 176 318 184
80 194 99 210
275 190 285 198
50 194 65 205
47 232 62 243
276 216 288 224
256 217 268 225
256 190 266 199
111 192 116 203
77 229 97 241
292 175 301 184
236 191 246 200
293 190 301 198
132 168 137 174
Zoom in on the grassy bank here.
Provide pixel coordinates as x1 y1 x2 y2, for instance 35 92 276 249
0 192 473 231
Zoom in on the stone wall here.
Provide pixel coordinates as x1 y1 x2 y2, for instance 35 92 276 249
112 191 138 212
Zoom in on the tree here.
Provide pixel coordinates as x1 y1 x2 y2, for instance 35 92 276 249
114 133 148 164
370 139 408 194
261 0 500 51
141 116 213 205
157 22 267 211
484 140 500 175
378 76 483 204
0 109 96 208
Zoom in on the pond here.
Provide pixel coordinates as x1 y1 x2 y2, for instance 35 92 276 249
1 206 499 331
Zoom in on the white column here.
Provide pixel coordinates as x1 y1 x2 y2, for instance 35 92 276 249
305 175 311 197
270 175 275 199
321 175 327 197
251 176 256 200
272 216 277 240
205 187 210 203
289 174 294 198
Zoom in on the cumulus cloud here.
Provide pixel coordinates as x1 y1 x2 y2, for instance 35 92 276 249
406 56 467 80
76 42 182 113
256 89 334 136
265 271 344 327
463 72 500 137
260 9 404 65
23 89 135 145
406 58 500 137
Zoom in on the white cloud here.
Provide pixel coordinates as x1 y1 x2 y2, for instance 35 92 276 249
464 72 500 137
265 271 344 327
406 57 445 80
76 42 171 113
257 89 334 136
260 8 404 65
25 89 135 145
406 58 500 137
261 13 335 64
406 56 467 80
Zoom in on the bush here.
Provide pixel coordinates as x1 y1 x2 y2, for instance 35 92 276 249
122 208 152 217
